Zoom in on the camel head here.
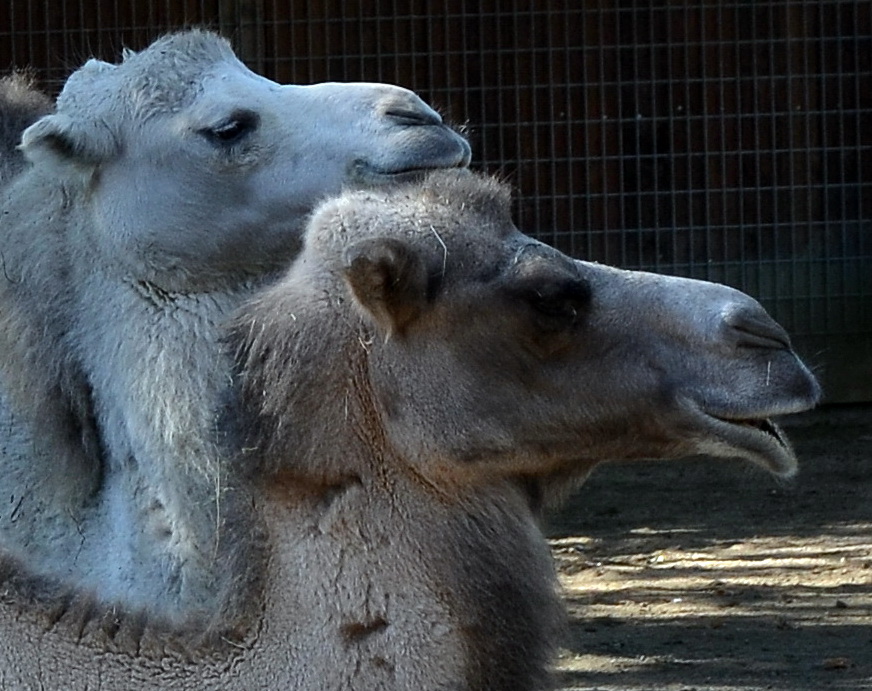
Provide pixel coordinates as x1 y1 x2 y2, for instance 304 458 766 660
237 170 820 494
17 30 470 291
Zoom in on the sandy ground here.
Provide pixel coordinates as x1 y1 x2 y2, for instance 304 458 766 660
545 405 872 691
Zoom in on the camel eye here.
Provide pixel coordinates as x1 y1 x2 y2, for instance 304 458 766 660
200 111 259 145
522 279 590 330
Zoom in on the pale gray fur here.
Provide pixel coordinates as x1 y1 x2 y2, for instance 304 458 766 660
0 26 469 639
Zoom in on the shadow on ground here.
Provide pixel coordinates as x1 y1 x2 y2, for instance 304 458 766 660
545 406 872 691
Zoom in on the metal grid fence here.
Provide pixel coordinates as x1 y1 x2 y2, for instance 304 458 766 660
1 1 870 401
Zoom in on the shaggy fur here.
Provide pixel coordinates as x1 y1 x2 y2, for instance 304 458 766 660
224 170 818 689
229 172 563 689
0 27 469 632
0 73 52 183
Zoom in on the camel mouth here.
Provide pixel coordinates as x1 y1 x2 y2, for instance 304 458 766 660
352 165 433 184
350 163 461 185
697 410 798 478
349 154 471 186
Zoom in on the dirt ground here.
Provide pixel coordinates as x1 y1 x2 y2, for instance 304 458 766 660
545 405 872 691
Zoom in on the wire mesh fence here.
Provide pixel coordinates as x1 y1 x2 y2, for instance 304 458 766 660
1 1 870 401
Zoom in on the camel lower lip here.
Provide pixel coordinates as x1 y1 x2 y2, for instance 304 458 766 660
699 411 797 477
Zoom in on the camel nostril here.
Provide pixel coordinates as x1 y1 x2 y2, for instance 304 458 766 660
384 108 442 127
725 304 792 350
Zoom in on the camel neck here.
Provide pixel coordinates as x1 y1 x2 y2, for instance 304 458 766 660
250 464 561 690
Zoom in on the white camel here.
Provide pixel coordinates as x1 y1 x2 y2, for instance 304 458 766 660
0 29 469 625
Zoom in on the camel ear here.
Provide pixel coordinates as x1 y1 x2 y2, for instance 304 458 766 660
20 112 118 167
343 238 428 338
20 60 119 167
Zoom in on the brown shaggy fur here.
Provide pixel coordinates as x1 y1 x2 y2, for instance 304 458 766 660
226 169 818 689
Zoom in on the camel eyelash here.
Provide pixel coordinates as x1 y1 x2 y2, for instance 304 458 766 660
199 111 260 145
